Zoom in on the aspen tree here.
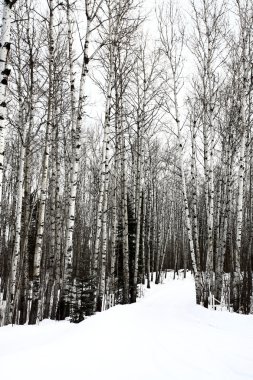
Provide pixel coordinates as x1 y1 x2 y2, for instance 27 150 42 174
145 158 152 288
94 57 112 311
120 98 130 304
93 0 116 311
66 0 76 151
189 105 201 272
213 78 237 304
131 51 146 302
29 0 55 324
18 2 40 324
8 21 29 322
232 0 251 311
0 0 18 215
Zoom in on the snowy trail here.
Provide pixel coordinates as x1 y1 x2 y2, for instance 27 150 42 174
1 274 253 380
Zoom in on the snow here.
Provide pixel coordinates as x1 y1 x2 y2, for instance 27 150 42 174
1 273 253 380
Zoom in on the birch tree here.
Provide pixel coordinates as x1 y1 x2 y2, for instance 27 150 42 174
59 0 105 320
0 0 18 216
231 0 252 311
29 0 55 324
157 2 200 301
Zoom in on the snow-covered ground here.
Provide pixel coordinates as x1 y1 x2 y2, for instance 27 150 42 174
1 273 253 380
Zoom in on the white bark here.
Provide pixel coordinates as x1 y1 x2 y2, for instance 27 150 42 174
66 0 76 152
64 11 91 282
234 129 246 273
30 0 55 323
190 116 201 271
10 129 28 299
96 80 112 308
0 1 16 214
175 102 198 276
93 56 114 310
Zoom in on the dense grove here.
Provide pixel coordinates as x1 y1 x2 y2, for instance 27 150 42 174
0 0 252 325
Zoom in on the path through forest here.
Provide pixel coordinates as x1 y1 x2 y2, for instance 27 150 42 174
0 273 253 380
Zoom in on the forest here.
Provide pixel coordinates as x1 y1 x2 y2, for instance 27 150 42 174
0 0 252 327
